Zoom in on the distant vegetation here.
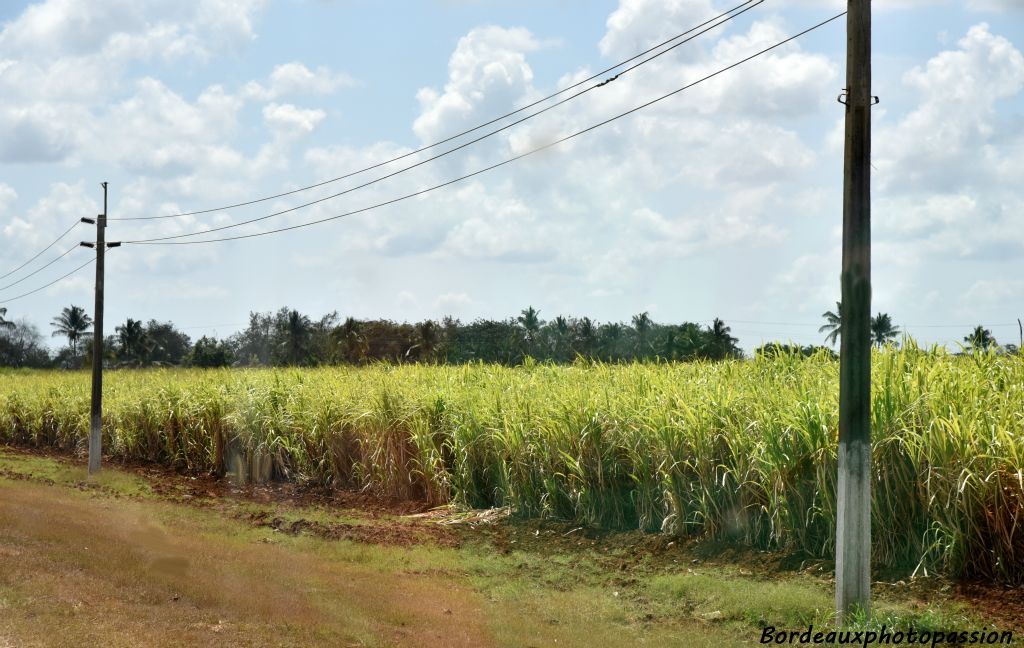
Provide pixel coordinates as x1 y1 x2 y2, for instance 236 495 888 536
2 305 747 368
0 303 1016 369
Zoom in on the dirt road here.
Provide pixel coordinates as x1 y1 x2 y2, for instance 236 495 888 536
0 481 493 647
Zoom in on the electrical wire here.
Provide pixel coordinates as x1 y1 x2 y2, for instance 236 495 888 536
124 11 846 247
108 0 763 222
0 220 81 281
0 255 94 305
118 5 757 242
723 319 1022 328
0 246 79 293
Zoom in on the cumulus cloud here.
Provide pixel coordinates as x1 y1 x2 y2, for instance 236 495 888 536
966 0 1024 10
102 79 245 175
316 8 839 294
242 62 354 101
964 279 1024 305
414 26 544 144
0 184 16 215
768 249 841 315
868 23 1024 281
599 0 716 60
0 104 86 163
0 0 267 164
1 182 98 249
0 0 266 61
440 183 559 263
262 103 327 135
875 23 1024 193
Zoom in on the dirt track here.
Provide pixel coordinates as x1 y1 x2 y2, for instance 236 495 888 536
0 482 494 648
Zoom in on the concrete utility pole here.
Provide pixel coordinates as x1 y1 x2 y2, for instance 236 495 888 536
87 182 108 475
836 0 873 620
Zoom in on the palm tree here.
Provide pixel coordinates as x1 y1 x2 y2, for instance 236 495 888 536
334 317 366 364
660 326 678 360
870 313 900 347
517 306 542 343
116 317 150 363
632 311 653 357
553 315 569 336
416 320 438 362
281 309 312 365
549 315 571 359
708 318 738 359
819 301 842 347
599 322 623 360
51 305 93 355
964 326 996 351
574 316 596 358
0 307 15 331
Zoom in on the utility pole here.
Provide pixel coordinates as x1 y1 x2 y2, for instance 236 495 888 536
87 182 107 475
836 0 873 621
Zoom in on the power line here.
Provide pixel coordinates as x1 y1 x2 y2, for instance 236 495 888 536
108 0 763 222
117 1 761 242
0 246 78 293
0 254 94 305
0 220 81 281
125 11 846 247
177 322 249 331
901 321 1019 327
723 318 1022 329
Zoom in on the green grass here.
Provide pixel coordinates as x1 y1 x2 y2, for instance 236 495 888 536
0 448 154 497
2 343 1022 583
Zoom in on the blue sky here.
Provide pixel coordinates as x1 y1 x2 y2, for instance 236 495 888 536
1 0 1022 351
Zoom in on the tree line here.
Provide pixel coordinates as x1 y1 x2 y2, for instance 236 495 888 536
1 305 743 368
0 304 1015 369
814 301 1016 354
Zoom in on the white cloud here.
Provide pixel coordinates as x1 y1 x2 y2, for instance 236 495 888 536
877 194 975 238
0 103 90 163
0 0 267 165
868 23 1024 277
0 184 16 214
963 279 1024 306
769 250 841 315
1 182 98 249
304 11 835 290
102 79 245 175
262 103 327 135
875 23 1024 194
414 26 544 144
439 183 559 262
0 0 265 62
966 0 1024 10
599 0 716 60
242 62 354 101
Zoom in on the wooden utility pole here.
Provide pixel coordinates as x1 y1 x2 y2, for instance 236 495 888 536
836 0 872 620
88 182 107 475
